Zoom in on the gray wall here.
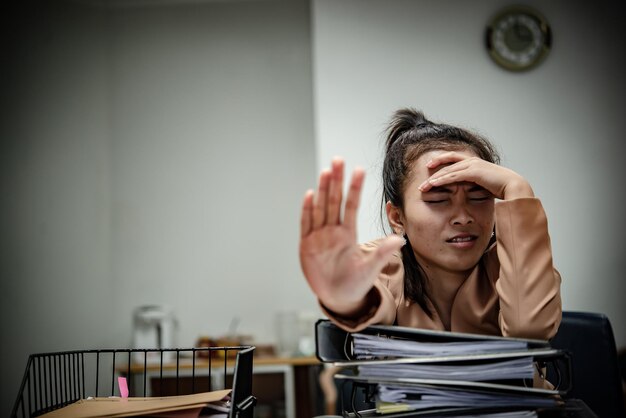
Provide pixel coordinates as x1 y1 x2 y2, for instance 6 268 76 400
1 0 317 414
1 0 624 415
1 2 114 414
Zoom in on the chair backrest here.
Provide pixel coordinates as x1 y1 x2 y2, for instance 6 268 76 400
549 311 625 418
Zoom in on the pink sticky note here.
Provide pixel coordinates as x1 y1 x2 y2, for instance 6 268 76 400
118 376 129 398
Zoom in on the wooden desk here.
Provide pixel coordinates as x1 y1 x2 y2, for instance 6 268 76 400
117 355 322 418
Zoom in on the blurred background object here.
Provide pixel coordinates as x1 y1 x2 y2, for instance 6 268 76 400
132 305 177 362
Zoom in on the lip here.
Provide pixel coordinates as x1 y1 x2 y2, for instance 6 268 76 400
446 233 478 248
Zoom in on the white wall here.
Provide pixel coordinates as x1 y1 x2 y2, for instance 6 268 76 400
312 0 626 346
106 0 318 348
1 0 317 415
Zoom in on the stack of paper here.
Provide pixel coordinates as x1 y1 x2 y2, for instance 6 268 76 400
352 333 529 359
376 383 557 412
357 356 535 382
315 320 570 416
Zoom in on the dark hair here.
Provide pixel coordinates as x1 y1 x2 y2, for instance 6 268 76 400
381 107 500 316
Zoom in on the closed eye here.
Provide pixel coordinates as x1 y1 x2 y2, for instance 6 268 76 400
422 187 450 204
467 185 492 202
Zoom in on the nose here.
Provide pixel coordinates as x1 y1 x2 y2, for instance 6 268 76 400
450 203 474 226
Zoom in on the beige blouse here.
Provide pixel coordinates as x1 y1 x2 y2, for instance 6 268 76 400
321 197 562 341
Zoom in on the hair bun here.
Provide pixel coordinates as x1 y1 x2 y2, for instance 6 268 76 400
386 107 431 152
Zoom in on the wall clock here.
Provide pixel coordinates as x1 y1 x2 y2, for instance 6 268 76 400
485 5 552 72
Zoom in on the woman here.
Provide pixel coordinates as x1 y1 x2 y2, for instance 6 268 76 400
299 107 561 340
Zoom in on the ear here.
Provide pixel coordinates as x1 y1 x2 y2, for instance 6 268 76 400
385 201 405 235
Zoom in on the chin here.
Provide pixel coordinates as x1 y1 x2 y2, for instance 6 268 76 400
447 255 483 272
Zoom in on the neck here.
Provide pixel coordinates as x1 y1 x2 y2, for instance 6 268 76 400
420 264 469 329
427 269 466 303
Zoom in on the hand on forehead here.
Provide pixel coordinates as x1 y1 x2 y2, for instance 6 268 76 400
415 149 478 178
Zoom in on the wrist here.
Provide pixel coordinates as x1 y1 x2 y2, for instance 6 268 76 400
502 179 534 200
320 287 380 320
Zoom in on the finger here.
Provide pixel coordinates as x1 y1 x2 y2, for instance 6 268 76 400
312 169 331 229
326 157 344 225
424 169 473 191
343 167 365 232
425 151 468 169
300 189 314 238
418 159 473 192
418 179 433 192
363 234 405 273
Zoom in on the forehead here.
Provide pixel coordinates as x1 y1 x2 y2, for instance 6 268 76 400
413 149 478 173
404 149 477 187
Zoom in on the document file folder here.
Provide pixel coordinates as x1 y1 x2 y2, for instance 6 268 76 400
315 319 574 416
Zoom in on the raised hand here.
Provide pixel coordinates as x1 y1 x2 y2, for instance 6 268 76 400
418 151 534 200
299 157 404 316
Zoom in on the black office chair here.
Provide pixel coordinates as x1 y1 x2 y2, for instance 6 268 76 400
548 311 625 418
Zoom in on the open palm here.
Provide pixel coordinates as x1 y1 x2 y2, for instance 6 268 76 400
299 158 404 315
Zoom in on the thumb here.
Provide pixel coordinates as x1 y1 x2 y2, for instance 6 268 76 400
363 234 405 273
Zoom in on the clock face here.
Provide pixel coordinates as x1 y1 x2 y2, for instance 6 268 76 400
486 6 551 71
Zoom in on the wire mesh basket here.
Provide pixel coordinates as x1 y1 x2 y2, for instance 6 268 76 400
11 346 256 418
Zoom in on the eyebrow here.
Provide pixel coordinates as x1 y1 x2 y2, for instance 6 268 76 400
468 184 488 192
423 184 488 194
424 186 452 194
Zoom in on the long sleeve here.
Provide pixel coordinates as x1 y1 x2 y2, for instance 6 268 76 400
320 241 448 333
493 198 562 339
319 198 562 339
319 241 403 332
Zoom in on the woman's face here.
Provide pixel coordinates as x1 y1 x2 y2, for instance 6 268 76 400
395 149 495 278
